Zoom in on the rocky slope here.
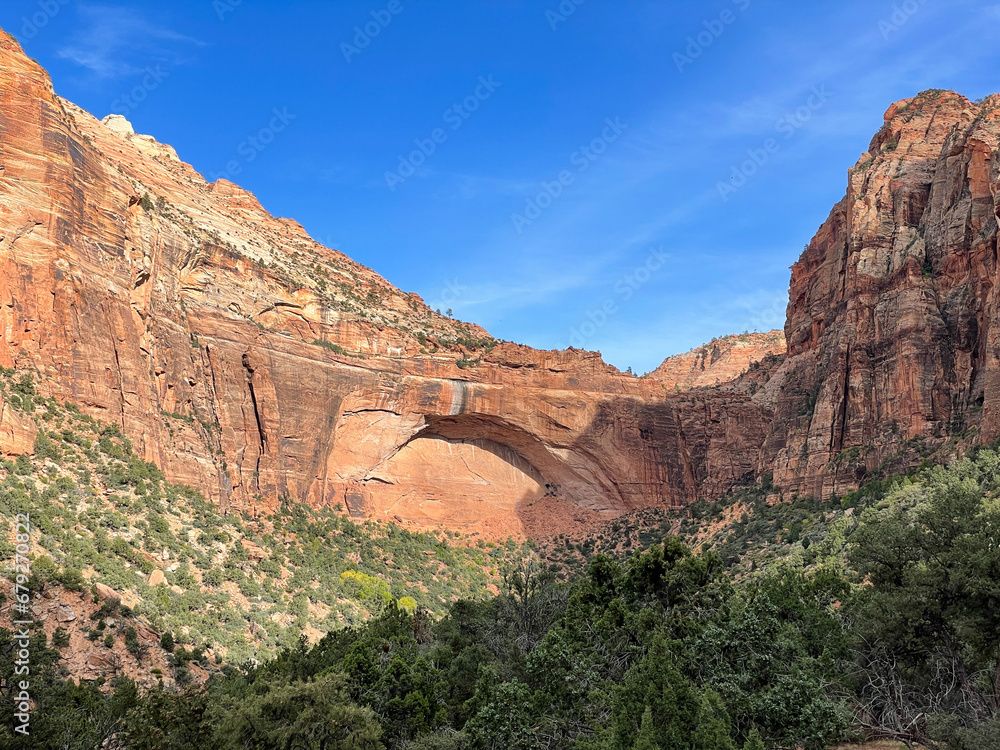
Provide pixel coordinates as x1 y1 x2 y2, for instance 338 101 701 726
649 330 786 390
0 578 206 690
762 90 1000 498
0 29 771 538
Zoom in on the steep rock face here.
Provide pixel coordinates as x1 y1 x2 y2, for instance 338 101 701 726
765 90 1000 498
0 30 771 537
650 331 786 390
0 390 36 455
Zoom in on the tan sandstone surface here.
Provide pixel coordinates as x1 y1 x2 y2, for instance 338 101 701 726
649 331 786 390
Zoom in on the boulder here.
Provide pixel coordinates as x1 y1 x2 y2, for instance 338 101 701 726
147 569 166 587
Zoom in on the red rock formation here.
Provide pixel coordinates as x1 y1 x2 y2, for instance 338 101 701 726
0 578 203 689
0 391 36 455
0 29 770 538
6 27 995 524
763 90 1000 498
649 331 786 390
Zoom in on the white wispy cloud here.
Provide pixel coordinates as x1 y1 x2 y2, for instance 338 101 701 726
58 4 204 78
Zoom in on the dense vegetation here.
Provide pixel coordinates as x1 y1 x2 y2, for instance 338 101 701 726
4 444 1000 748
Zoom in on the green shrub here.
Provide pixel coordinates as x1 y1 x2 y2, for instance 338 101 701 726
125 626 142 655
313 340 347 355
157 631 175 653
202 568 223 587
34 431 62 461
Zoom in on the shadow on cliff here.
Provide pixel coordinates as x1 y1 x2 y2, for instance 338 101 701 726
506 392 771 539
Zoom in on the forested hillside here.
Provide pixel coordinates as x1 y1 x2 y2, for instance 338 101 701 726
5 445 999 748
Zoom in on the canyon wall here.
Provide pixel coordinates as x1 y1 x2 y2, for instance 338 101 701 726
0 30 770 538
4 27 1000 531
649 331 786 390
761 90 1000 498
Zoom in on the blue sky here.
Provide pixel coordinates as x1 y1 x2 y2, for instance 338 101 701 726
3 0 1000 373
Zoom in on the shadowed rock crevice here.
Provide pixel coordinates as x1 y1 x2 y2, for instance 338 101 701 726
242 352 268 493
568 394 771 511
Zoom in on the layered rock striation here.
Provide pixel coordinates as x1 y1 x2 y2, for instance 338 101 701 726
4 26 999 529
762 90 1000 498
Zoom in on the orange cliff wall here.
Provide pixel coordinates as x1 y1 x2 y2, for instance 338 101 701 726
761 90 1000 498
0 29 771 539
6 27 999 530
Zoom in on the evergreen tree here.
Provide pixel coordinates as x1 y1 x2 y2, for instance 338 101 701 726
742 727 766 750
632 707 658 750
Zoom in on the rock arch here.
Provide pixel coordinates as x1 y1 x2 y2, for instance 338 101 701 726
316 385 631 537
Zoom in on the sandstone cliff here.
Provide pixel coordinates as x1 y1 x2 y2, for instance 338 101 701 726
649 330 786 390
763 90 1000 498
0 30 770 538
